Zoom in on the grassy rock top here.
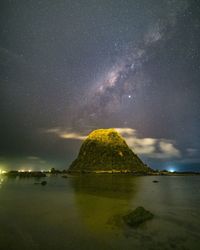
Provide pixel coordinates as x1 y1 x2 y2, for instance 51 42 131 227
87 128 127 146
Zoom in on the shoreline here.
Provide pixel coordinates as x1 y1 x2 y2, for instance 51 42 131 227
3 170 200 178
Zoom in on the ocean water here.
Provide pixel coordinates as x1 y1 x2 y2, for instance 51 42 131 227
0 175 199 250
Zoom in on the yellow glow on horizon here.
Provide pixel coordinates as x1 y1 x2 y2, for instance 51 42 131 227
19 169 25 172
0 169 7 174
0 163 7 174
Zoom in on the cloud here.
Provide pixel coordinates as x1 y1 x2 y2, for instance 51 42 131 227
186 148 198 157
115 128 181 159
45 127 181 159
45 127 86 140
26 156 40 160
174 157 200 164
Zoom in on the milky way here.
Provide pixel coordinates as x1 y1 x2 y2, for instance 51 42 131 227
73 0 190 129
0 0 200 170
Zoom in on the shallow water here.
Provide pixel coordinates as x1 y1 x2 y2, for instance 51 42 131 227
0 175 199 250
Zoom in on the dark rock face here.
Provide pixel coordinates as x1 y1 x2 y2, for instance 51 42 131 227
68 128 150 173
123 206 154 227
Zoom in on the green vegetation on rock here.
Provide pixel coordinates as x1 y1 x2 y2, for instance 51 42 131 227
123 206 154 227
68 128 151 173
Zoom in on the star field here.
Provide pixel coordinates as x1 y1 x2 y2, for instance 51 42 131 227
0 0 200 171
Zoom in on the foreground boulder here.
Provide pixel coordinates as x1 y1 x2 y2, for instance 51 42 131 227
68 128 151 174
123 206 154 227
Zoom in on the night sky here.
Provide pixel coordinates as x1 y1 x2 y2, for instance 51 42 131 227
0 0 200 171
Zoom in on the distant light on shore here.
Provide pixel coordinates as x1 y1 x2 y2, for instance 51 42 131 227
0 170 7 174
169 168 175 173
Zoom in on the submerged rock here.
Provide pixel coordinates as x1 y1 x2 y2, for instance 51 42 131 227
62 175 68 178
41 181 47 186
123 206 154 227
68 128 151 174
153 180 159 183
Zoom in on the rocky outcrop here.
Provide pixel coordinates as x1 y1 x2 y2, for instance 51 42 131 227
68 128 150 174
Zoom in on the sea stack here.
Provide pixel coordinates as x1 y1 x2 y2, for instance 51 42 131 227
68 128 150 174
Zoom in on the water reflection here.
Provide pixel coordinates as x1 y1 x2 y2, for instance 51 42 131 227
0 175 199 250
0 177 4 188
70 174 141 198
70 175 141 234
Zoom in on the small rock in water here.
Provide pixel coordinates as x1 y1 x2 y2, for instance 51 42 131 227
153 180 159 183
123 206 153 228
41 181 47 186
62 175 68 178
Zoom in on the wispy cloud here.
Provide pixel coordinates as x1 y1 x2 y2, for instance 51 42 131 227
115 128 181 159
45 128 86 140
45 127 181 159
186 148 198 157
26 156 40 160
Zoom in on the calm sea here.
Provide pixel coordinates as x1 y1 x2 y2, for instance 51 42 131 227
0 175 199 250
